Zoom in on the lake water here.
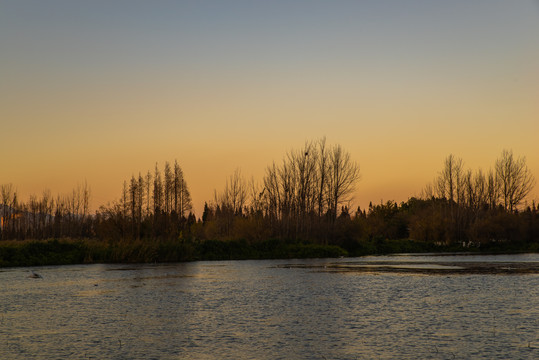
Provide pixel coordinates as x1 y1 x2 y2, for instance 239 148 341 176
1 254 538 359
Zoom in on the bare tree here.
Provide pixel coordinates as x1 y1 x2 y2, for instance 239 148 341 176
180 181 192 216
436 154 464 203
145 170 152 217
129 175 138 231
279 158 296 235
316 137 329 218
164 162 173 214
121 180 129 219
326 144 361 221
29 194 38 238
137 173 144 224
261 139 360 237
292 141 318 217
463 169 488 211
80 181 91 220
486 169 499 209
40 189 53 238
173 160 192 217
495 149 536 211
263 162 282 223
286 141 320 235
1 184 16 238
69 186 81 219
421 182 435 199
173 161 180 216
248 177 264 214
217 168 247 215
153 163 163 214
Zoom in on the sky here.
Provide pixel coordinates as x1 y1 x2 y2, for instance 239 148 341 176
1 0 538 215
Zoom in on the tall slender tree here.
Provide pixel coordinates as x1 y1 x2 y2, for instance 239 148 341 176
164 162 173 215
172 160 192 217
153 163 163 214
145 170 152 217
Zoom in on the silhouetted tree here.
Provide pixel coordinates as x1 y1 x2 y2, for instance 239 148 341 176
316 137 329 218
145 170 152 217
486 169 500 209
216 168 247 215
173 160 192 217
436 154 464 204
326 143 361 222
495 149 535 211
164 162 173 215
153 163 163 214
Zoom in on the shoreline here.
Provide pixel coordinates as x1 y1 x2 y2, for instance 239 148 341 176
1 237 537 268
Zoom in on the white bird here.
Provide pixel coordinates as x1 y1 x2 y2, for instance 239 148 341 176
29 270 42 279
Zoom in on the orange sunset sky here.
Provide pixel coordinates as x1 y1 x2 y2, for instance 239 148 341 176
1 1 538 216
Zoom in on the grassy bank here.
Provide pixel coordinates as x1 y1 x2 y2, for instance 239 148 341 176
0 238 349 267
1 237 536 268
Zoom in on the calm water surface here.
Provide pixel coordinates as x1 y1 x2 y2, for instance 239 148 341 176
1 254 538 359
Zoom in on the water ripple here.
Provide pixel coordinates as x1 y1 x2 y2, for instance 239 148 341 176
0 255 538 359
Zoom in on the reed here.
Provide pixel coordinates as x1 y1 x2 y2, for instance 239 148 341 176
0 237 351 267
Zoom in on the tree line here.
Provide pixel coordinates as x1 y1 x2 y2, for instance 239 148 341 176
424 150 535 213
201 138 360 243
1 142 538 254
1 182 92 240
96 160 195 241
192 145 537 251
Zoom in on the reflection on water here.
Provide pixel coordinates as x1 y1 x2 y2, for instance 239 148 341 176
1 254 538 359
